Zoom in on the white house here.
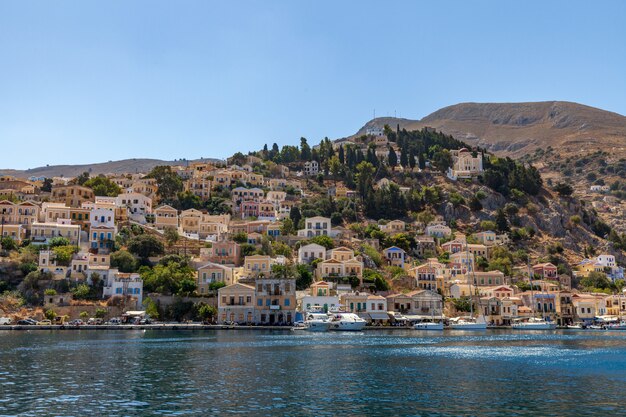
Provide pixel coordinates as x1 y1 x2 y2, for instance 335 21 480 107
425 223 452 238
303 161 319 176
297 216 339 238
298 243 327 264
102 272 144 308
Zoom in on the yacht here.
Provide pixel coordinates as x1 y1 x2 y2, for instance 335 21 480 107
449 315 487 330
566 323 583 329
414 320 444 330
328 312 367 331
512 317 557 330
303 312 331 332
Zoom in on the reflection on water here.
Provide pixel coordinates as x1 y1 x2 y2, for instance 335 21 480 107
0 329 624 416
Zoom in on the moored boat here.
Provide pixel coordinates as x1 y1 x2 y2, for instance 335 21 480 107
512 317 557 330
449 316 487 330
414 321 444 330
303 313 331 332
328 312 366 331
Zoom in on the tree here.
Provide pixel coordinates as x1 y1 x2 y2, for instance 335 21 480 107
45 309 57 321
72 284 91 299
580 271 611 291
290 207 302 230
146 166 183 201
110 250 137 273
232 232 248 244
495 208 509 232
178 278 197 296
74 172 90 185
553 182 574 197
95 308 107 319
143 297 160 319
79 311 89 320
176 191 202 210
48 236 71 247
84 176 122 197
0 237 17 251
309 235 334 250
197 303 217 323
300 137 311 161
388 147 398 169
295 264 313 290
41 178 53 192
432 149 453 173
128 235 165 260
164 227 180 249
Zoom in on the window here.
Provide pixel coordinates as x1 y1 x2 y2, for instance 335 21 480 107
284 299 290 307
258 299 263 306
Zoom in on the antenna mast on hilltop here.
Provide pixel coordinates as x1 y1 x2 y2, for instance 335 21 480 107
373 109 376 120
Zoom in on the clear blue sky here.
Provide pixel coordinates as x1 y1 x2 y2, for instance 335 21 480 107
1 1 625 170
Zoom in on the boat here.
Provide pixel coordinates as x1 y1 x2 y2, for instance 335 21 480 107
566 323 583 329
328 312 366 331
302 312 331 332
449 316 487 330
512 317 557 330
414 321 444 330
606 322 626 330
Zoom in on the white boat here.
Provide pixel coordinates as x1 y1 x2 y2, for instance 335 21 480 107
414 321 444 330
328 312 367 331
606 322 626 330
303 313 331 332
566 323 583 329
449 316 487 330
512 317 557 330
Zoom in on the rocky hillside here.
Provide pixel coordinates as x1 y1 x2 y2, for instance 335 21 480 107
353 101 626 159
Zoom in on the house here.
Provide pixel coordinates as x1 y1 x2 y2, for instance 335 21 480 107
243 255 272 278
116 192 152 220
154 205 179 230
572 293 608 323
298 243 326 264
578 255 624 281
297 216 339 238
303 161 319 176
474 231 497 246
179 209 203 236
102 272 143 308
253 276 296 325
479 297 503 325
383 246 407 268
412 263 438 291
50 185 95 207
446 148 483 180
380 220 406 234
365 295 389 323
425 223 451 238
387 290 443 319
533 263 558 279
217 283 256 324
197 263 234 294
341 292 369 313
38 250 68 279
203 240 241 266
300 281 340 313
414 235 436 257
31 219 81 245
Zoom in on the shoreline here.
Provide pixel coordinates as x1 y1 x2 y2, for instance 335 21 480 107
0 324 599 331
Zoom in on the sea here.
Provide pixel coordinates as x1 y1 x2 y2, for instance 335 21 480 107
1 329 625 416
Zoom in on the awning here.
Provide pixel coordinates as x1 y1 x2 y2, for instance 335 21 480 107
369 312 390 320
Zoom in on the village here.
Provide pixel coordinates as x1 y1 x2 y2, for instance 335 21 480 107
1 127 625 330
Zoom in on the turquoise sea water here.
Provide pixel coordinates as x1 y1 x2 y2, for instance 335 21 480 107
1 329 625 416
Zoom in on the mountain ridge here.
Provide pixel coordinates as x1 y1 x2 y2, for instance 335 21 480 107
352 101 626 157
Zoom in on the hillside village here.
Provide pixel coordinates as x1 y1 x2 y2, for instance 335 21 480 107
1 127 625 327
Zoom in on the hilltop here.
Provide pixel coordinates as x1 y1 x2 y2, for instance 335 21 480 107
353 101 626 158
0 158 223 179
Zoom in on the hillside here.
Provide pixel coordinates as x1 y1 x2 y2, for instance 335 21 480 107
0 158 222 178
353 101 626 159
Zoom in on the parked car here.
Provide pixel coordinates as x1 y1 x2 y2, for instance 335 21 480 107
0 317 12 325
17 319 37 325
87 318 103 325
68 319 84 326
107 317 122 325
36 320 52 325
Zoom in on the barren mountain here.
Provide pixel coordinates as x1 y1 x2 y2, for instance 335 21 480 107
354 101 626 158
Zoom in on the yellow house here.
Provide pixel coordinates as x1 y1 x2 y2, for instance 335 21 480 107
243 255 272 277
154 205 179 230
197 262 234 294
218 283 256 324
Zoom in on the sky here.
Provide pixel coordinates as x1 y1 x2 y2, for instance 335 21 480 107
0 1 625 170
